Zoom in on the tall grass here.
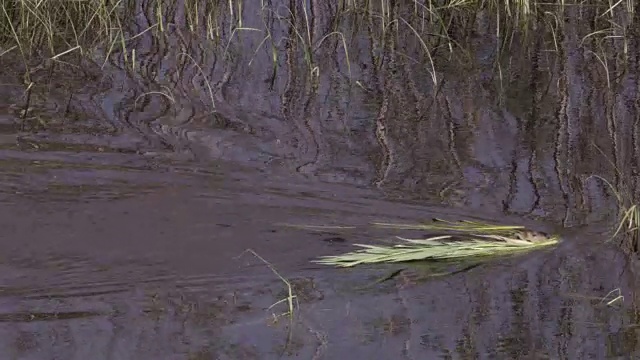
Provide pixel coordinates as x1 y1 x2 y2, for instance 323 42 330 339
2 1 632 64
0 0 125 60
1 0 634 84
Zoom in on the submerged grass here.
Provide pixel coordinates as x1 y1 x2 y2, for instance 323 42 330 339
314 219 560 268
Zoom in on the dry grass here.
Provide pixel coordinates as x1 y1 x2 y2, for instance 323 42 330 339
0 0 125 61
587 174 640 253
2 1 632 78
314 219 560 267
586 144 640 254
240 249 297 320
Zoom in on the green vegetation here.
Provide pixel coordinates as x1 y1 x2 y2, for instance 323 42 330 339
314 219 560 267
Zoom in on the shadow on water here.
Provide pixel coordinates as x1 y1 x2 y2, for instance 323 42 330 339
2 1 640 358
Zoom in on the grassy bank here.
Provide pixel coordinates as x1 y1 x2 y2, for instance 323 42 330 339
1 0 633 64
0 0 125 61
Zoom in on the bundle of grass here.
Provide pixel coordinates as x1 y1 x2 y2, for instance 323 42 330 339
1 0 125 58
314 219 560 268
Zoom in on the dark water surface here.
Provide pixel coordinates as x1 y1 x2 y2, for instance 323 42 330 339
1 1 640 359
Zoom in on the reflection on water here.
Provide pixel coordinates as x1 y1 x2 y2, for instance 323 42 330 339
1 1 640 358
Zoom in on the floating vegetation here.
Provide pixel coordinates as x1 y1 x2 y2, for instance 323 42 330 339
314 219 560 268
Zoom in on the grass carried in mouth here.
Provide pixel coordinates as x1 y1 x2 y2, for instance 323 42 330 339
314 219 560 268
374 218 529 234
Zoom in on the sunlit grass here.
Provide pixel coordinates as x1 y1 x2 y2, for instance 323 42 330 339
0 0 125 59
374 217 527 234
314 219 560 267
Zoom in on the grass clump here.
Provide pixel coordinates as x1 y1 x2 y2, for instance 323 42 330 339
587 174 640 253
314 219 560 268
586 144 640 254
0 0 125 60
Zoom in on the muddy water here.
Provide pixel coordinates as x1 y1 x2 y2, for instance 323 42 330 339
2 1 640 359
